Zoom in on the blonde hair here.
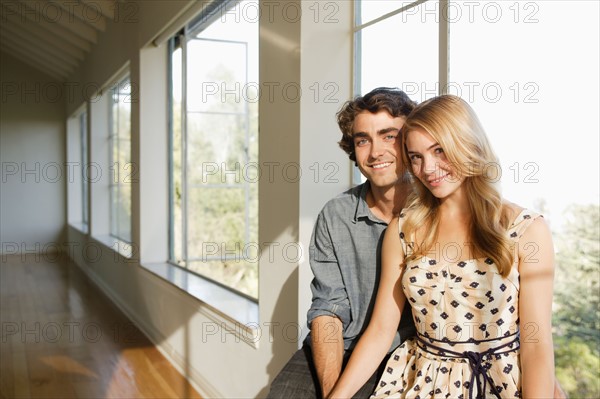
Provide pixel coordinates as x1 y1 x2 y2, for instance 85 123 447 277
401 95 514 277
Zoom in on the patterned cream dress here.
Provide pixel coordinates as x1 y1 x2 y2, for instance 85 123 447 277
371 209 541 399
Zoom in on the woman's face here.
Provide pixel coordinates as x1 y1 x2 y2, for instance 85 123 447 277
405 128 465 200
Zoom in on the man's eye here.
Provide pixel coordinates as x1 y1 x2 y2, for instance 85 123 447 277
355 139 368 146
385 134 397 141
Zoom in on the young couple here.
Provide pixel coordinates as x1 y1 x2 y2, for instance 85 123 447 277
268 88 563 398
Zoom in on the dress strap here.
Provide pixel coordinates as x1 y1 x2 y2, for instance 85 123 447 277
508 209 542 242
397 210 410 257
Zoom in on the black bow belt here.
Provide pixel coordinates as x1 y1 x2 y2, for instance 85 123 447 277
415 331 520 399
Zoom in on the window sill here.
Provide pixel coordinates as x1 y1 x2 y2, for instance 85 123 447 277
68 222 89 235
140 262 260 348
92 234 133 259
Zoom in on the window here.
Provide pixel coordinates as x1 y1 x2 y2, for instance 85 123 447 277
355 1 600 397
447 6 599 396
354 0 439 98
353 0 440 183
80 111 89 229
169 0 259 299
67 107 89 231
109 76 132 243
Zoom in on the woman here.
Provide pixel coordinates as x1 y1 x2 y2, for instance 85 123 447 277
329 95 555 398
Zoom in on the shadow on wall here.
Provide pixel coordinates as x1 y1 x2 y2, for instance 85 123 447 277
257 267 301 398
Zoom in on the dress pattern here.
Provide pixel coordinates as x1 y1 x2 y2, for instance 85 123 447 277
371 209 541 399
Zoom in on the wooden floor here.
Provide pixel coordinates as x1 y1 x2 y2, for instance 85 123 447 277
0 254 202 399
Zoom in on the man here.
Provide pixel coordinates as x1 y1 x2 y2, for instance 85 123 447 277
268 87 567 399
268 88 417 398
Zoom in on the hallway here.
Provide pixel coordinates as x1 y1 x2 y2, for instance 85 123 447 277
0 254 202 399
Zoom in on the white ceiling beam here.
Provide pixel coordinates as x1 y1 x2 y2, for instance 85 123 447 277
46 0 107 32
0 43 69 80
2 15 85 61
1 32 74 76
0 1 92 52
17 0 98 43
1 24 79 69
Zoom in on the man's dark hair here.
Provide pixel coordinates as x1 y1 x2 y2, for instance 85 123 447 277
336 87 416 163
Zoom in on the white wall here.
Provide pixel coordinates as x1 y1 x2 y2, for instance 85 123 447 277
298 0 354 343
47 0 355 397
0 53 66 254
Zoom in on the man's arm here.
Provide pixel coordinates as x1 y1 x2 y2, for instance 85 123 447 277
307 211 351 398
311 315 344 398
329 217 405 398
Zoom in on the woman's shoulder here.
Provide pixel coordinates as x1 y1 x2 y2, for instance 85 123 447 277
502 201 543 223
502 201 526 221
502 201 548 239
394 207 413 227
397 206 417 218
390 207 413 238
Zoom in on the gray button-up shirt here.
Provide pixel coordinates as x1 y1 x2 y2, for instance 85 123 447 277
307 182 415 351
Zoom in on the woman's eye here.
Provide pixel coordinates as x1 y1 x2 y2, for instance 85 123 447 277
434 147 444 154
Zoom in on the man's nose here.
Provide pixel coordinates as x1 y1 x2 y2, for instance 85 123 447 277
369 139 384 158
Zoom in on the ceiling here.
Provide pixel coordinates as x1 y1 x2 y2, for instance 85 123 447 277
0 0 120 81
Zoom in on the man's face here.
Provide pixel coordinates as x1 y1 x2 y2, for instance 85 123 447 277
352 111 405 190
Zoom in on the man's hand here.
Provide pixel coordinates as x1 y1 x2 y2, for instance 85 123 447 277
311 316 344 398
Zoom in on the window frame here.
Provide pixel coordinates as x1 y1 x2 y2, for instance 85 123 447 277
108 75 132 244
167 0 259 302
352 0 449 184
79 110 89 229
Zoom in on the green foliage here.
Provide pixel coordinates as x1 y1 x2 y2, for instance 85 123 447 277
554 336 600 398
552 204 600 397
171 62 259 299
553 204 600 343
110 86 132 241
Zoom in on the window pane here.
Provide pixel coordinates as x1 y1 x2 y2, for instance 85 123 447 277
170 0 259 299
187 113 247 186
80 112 89 228
110 185 118 237
358 0 407 26
358 1 438 100
117 138 131 177
186 39 247 114
447 3 599 398
117 96 131 141
187 187 246 255
172 195 183 263
109 77 131 243
112 93 119 135
118 183 132 243
449 1 599 217
188 259 258 299
171 46 183 263
187 186 257 298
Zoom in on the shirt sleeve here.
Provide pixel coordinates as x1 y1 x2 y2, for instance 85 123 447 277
306 211 352 329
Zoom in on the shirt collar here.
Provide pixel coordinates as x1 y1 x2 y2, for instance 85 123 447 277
353 181 387 225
